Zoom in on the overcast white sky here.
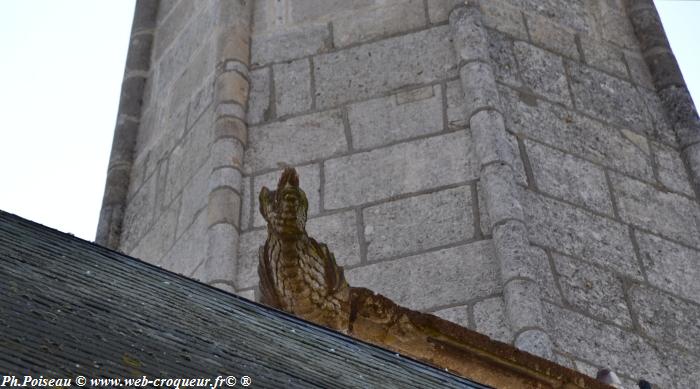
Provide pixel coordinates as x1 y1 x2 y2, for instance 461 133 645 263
0 1 698 242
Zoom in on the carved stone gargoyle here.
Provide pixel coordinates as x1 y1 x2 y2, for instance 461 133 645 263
257 168 609 389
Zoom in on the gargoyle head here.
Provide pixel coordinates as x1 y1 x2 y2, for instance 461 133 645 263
259 167 309 240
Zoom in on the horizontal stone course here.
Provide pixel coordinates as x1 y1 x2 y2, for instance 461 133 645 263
131 200 179 265
306 211 361 267
514 41 571 106
526 15 578 59
164 111 213 205
544 302 671 386
347 85 443 150
611 172 700 247
630 284 700 354
486 29 520 86
247 68 271 125
473 297 513 343
362 186 474 262
522 189 641 279
251 22 332 66
580 38 627 79
273 58 312 117
552 253 632 327
567 61 651 134
499 86 654 182
314 25 457 109
636 231 700 305
245 110 346 172
654 142 694 196
163 208 208 277
346 241 500 311
121 173 157 253
525 140 614 215
324 132 477 209
331 0 426 48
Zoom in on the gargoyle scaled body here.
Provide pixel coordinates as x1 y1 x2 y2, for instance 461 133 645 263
258 168 475 366
258 168 606 389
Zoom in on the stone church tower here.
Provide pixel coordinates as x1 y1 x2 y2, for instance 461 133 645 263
97 0 699 387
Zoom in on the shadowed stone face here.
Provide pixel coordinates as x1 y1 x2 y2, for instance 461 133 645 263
259 168 309 240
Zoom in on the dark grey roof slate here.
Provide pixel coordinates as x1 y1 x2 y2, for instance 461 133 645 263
0 210 490 388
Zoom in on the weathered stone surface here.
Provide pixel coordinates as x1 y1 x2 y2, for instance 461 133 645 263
251 22 332 66
460 61 500 115
274 58 312 117
216 71 250 109
132 200 179 265
240 176 252 230
426 0 463 24
567 62 651 132
599 4 638 50
477 181 491 237
530 246 562 304
324 132 477 209
624 50 655 90
526 15 578 59
522 190 641 279
348 85 443 150
630 284 700 354
154 3 216 95
153 0 197 61
514 330 554 360
288 0 374 25
432 305 470 328
638 87 677 146
314 26 457 108
637 231 700 305
611 173 700 247
473 297 513 343
654 142 694 196
480 0 528 39
332 0 426 48
162 208 207 276
306 211 361 267
207 187 241 228
525 140 614 215
176 157 211 236
191 223 238 283
544 302 671 385
480 163 524 225
346 241 500 311
247 67 271 125
486 30 520 86
514 41 570 106
121 174 156 253
506 0 592 33
579 38 626 79
552 253 632 327
236 228 267 289
445 80 469 130
363 186 474 262
236 288 256 301
165 111 212 205
245 110 346 172
657 343 700 389
499 86 654 181
252 164 321 228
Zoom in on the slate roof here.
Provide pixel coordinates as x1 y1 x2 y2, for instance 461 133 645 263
0 210 490 388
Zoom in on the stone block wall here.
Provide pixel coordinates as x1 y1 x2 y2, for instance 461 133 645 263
240 0 504 332
99 1 700 387
120 0 219 278
476 0 700 387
